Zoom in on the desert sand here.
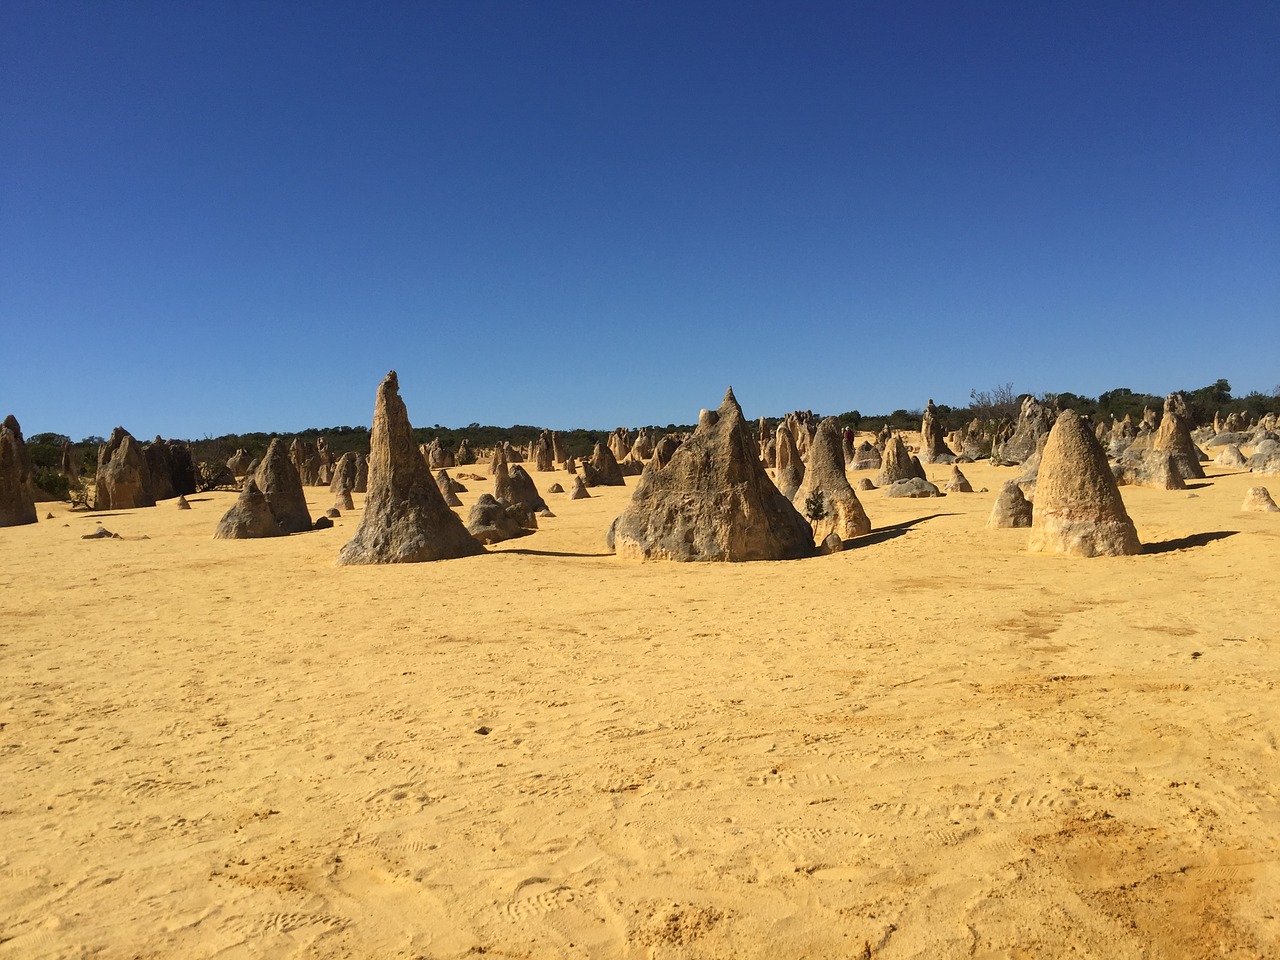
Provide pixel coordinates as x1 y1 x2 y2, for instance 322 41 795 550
1 448 1277 958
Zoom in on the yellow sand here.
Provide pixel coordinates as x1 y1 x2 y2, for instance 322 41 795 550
1 452 1278 958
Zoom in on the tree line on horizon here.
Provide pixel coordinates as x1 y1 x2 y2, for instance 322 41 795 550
22 378 1280 490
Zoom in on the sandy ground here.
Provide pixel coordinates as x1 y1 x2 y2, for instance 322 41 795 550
1 448 1278 959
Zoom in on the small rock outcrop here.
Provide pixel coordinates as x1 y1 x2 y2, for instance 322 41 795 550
330 452 360 494
584 442 625 487
791 417 870 543
568 476 591 499
988 480 1033 528
213 479 285 539
1248 440 1280 476
850 440 881 471
466 493 530 544
1241 486 1279 512
227 449 254 478
1112 451 1186 491
254 439 313 534
1215 444 1248 469
882 477 943 498
338 372 485 564
606 389 813 561
942 466 974 493
1027 410 1140 557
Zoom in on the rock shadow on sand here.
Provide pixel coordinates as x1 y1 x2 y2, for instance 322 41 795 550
1142 530 1238 554
841 513 954 549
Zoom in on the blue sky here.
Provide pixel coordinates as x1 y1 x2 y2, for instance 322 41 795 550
3 2 1276 440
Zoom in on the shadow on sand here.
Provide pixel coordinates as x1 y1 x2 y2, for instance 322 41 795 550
500 547 615 559
1142 530 1238 555
844 513 954 549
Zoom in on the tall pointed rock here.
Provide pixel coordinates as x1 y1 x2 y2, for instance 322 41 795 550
1028 410 1141 558
338 371 485 564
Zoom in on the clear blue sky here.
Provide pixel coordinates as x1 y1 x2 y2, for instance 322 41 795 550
3 2 1277 440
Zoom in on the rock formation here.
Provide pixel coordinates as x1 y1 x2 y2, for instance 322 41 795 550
1247 439 1280 476
918 400 956 464
943 466 974 493
585 441 625 487
0 415 38 527
1151 393 1206 480
567 475 590 499
1242 486 1279 513
992 396 1055 466
606 389 813 561
850 440 881 471
882 477 943 498
337 372 485 564
774 424 804 500
330 452 359 494
532 431 554 472
1027 410 1141 557
254 438 313 534
227 449 253 478
1215 444 1247 469
94 427 155 510
988 480 1033 528
213 480 285 539
791 417 871 543
466 494 531 544
652 436 680 468
875 433 918 487
1112 450 1185 491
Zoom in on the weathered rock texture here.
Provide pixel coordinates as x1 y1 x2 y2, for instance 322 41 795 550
943 466 974 493
882 477 943 498
585 442 625 487
774 424 804 500
330 452 359 494
254 439 313 534
338 372 484 564
94 427 155 510
213 480 285 539
850 440 881 471
792 417 871 543
988 480 1033 528
0 415 38 527
606 389 813 561
1027 410 1141 558
466 494 530 544
875 434 918 487
1241 487 1279 513
1151 393 1206 480
992 397 1055 466
918 400 956 464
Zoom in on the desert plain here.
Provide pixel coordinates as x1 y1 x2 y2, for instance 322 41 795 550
1 445 1278 959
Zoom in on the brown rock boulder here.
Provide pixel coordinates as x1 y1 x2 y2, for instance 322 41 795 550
988 480 1033 529
774 424 804 500
875 433 916 487
585 442 625 487
337 371 484 563
1241 486 1279 513
992 396 1055 466
1151 393 1206 480
1027 410 1140 557
606 388 813 561
919 400 956 464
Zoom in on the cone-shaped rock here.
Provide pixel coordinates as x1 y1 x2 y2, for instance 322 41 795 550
227 449 253 478
606 388 813 561
94 427 155 510
337 372 484 563
330 452 359 494
851 440 881 471
585 442 625 487
1152 393 1206 480
0 416 38 527
943 466 974 493
466 493 530 544
1242 486 1279 512
1028 410 1140 557
214 479 285 539
568 475 591 499
988 480 1033 529
253 438 312 534
792 417 870 543
1215 444 1247 469
875 434 916 486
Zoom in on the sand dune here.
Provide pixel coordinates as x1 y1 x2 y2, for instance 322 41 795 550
1 453 1277 958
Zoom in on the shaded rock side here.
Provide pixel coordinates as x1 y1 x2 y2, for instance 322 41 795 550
338 371 484 563
0 416 38 527
992 396 1055 466
875 434 917 486
586 442 625 487
988 480 1033 528
94 427 155 510
1027 410 1140 558
918 400 956 464
792 416 870 543
213 480 285 539
607 388 813 561
254 438 313 534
